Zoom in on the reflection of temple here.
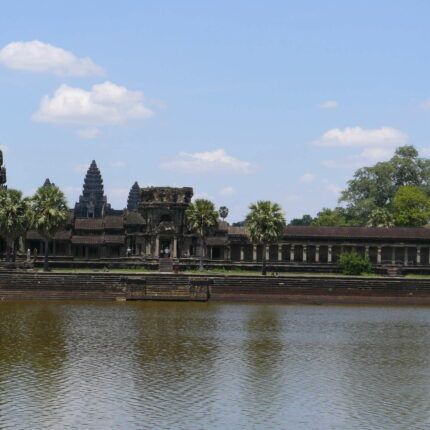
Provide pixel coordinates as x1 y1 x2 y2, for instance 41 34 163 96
5 157 430 270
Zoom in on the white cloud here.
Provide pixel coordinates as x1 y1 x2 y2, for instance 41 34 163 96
160 149 255 174
313 126 408 148
322 179 342 195
0 40 104 76
317 100 338 109
77 127 100 139
421 99 430 109
32 81 154 126
219 186 236 195
73 164 89 173
110 161 126 168
299 173 315 183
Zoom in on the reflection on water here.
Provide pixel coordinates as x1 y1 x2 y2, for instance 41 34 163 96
1 301 430 430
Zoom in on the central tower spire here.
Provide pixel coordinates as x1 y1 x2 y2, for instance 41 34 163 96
74 160 110 218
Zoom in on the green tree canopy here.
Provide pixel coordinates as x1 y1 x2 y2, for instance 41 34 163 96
311 207 347 226
245 201 285 275
186 199 219 271
392 185 430 227
289 214 313 226
32 185 68 271
366 208 394 228
339 145 430 223
0 188 33 262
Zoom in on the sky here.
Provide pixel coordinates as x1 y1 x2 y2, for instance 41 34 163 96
1 0 430 222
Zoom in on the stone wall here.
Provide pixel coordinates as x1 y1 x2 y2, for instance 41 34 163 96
2 272 430 305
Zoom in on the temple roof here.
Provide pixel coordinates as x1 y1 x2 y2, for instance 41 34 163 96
282 226 430 240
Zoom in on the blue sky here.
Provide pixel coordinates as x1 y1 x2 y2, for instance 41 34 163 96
1 1 430 222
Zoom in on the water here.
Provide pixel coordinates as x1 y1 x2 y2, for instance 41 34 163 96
1 301 430 430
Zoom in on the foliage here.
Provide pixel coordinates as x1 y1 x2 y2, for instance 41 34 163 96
338 252 373 276
339 145 430 223
289 214 313 226
311 207 347 226
186 199 219 271
218 206 229 221
0 188 33 261
392 185 430 227
366 208 395 228
32 185 69 271
232 220 246 227
245 200 285 275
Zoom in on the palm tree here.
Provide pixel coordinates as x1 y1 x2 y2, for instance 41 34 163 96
186 199 219 271
245 201 286 275
0 189 33 262
32 185 68 271
219 206 229 221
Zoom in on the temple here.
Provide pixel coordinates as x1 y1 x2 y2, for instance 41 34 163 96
4 157 430 273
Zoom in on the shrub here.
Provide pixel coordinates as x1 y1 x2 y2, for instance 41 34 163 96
338 251 373 276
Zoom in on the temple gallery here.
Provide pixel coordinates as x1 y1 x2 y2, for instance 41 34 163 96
2 156 430 269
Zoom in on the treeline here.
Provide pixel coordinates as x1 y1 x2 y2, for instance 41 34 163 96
289 145 430 228
0 184 68 269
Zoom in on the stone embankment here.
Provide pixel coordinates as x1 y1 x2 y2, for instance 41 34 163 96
1 272 430 305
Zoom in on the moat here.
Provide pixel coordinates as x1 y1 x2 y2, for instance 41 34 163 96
1 301 429 430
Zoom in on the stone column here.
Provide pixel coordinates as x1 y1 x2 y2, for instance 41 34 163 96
290 244 295 262
252 245 257 262
302 245 307 263
365 246 369 260
265 246 270 261
328 245 332 263
240 246 244 261
391 247 395 265
404 247 408 266
315 245 320 263
53 240 57 256
226 246 231 260
155 236 159 258
377 246 382 264
340 245 344 255
173 237 178 258
146 240 151 256
278 245 283 261
417 246 421 265
85 246 89 259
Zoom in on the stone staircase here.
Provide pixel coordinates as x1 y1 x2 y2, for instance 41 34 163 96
159 258 173 272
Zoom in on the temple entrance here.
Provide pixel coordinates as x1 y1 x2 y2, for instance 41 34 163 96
160 238 172 258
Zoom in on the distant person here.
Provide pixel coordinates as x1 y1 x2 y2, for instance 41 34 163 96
126 247 132 257
164 247 170 258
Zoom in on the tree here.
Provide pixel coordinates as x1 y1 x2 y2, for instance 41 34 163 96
289 214 313 226
311 207 347 226
0 189 33 262
32 185 68 271
340 145 430 224
366 208 394 228
186 199 219 271
245 201 285 275
392 186 430 227
339 252 373 275
219 206 229 221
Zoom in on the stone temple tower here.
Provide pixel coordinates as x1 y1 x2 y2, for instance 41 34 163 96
0 150 6 189
127 181 141 211
74 160 110 218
